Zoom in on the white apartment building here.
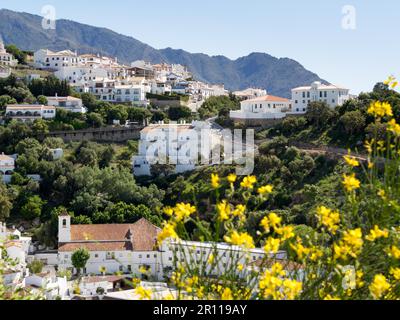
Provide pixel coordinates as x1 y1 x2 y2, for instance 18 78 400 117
57 214 286 281
233 88 268 101
230 94 292 124
0 38 18 67
0 153 15 175
133 121 221 176
34 49 79 70
46 96 87 113
114 85 148 105
291 81 350 113
5 104 56 122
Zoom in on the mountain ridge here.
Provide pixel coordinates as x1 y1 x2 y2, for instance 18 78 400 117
0 8 328 97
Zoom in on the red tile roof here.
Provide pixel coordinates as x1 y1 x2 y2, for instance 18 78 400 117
246 95 290 103
59 218 160 252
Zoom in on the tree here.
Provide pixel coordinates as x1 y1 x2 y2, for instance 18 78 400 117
5 44 27 64
32 119 49 136
71 248 90 275
87 112 104 128
37 95 48 105
20 195 45 220
168 105 192 121
306 102 335 128
198 95 240 119
0 183 13 220
339 110 366 135
0 95 17 108
27 260 44 274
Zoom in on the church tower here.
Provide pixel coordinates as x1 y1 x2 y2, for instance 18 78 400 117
58 212 71 243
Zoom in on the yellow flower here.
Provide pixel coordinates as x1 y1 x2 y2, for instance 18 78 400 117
316 206 340 234
227 173 237 184
232 204 246 218
174 203 196 221
324 295 341 300
224 231 255 249
275 226 295 241
258 185 274 195
139 266 150 274
390 268 400 281
260 213 282 234
343 155 360 167
264 237 281 254
269 213 282 229
366 225 389 242
240 176 257 189
387 245 400 259
309 247 323 262
221 288 233 300
290 241 310 260
342 173 360 192
163 207 174 217
237 263 244 272
365 139 374 154
282 279 302 300
217 200 231 221
334 228 363 260
388 119 400 136
207 254 215 264
368 101 393 118
369 274 391 300
211 173 220 189
258 263 286 300
157 222 179 244
135 286 152 300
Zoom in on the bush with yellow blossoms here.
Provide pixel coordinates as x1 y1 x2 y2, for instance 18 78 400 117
151 78 400 300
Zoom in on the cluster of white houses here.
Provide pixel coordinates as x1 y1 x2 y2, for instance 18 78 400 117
32 49 228 110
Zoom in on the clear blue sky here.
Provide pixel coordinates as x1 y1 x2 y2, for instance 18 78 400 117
1 0 399 94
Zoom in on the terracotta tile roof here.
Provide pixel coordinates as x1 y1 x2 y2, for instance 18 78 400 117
82 275 125 284
58 241 132 252
60 218 161 252
246 95 290 103
0 153 13 161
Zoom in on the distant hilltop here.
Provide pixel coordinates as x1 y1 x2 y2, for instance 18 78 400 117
0 8 327 98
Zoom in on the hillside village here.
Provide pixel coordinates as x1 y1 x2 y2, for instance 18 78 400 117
0 38 379 301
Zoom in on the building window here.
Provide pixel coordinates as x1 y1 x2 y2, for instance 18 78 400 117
62 219 66 228
128 265 132 272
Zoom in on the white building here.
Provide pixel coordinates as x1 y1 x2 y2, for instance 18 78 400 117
0 38 18 67
46 96 87 113
133 121 222 176
0 153 15 175
291 81 350 113
230 94 291 124
34 49 79 70
5 104 56 122
233 88 268 100
57 214 287 282
0 65 11 78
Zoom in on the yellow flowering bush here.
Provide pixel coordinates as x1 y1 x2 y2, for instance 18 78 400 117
153 82 400 300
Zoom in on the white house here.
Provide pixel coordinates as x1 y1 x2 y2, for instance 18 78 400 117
57 214 163 279
291 81 350 113
233 88 268 100
0 153 15 175
0 38 18 67
5 104 56 122
230 94 291 125
46 96 87 113
133 121 222 176
34 49 79 70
